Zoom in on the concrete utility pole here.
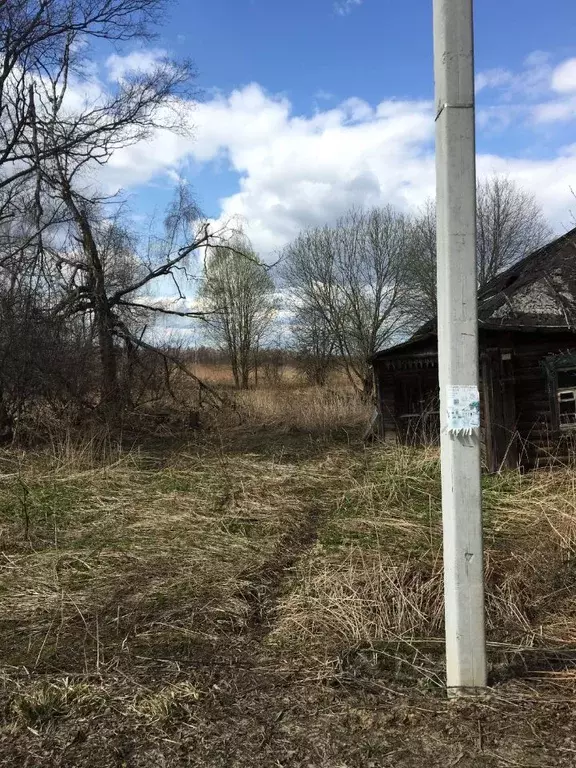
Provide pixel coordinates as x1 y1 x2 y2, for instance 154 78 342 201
433 0 487 693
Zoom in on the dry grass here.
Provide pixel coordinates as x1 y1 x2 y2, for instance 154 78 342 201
190 362 241 387
272 444 576 680
3 417 576 680
236 386 371 433
191 361 303 389
0 435 325 674
191 361 352 391
3 390 576 764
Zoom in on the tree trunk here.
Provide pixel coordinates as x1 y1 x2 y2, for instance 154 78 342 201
0 391 13 444
231 355 240 389
95 297 121 409
59 179 122 414
237 347 250 390
253 339 259 390
362 372 375 401
240 363 250 390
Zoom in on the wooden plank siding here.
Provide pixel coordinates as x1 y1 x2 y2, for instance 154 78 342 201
481 347 518 472
374 357 440 447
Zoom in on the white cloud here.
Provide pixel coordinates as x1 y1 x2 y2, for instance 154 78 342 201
184 81 576 255
475 53 576 126
476 69 514 93
551 58 576 93
89 79 576 256
96 120 194 192
517 57 576 123
314 89 335 101
55 48 576 261
532 97 576 123
476 146 576 231
106 48 168 82
187 85 435 254
334 0 363 16
475 51 552 101
529 58 576 123
476 104 526 132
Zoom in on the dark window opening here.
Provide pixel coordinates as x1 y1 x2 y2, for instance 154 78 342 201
558 369 576 388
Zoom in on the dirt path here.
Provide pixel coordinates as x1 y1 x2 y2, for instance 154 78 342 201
240 504 321 642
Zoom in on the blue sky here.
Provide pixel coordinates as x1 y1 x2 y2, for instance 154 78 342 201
152 0 567 215
165 0 576 107
82 0 576 291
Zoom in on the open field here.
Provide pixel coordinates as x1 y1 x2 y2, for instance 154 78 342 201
2 385 576 766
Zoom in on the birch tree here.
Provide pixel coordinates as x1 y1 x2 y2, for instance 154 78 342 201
200 239 277 389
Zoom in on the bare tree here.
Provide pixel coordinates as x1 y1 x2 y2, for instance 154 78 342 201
476 176 552 285
0 0 196 364
291 304 334 387
282 206 411 397
404 201 437 326
0 1 190 199
46 183 227 412
0 1 240 429
406 176 552 324
200 239 278 390
1 0 212 415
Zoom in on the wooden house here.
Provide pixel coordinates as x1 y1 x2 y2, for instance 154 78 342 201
371 227 576 471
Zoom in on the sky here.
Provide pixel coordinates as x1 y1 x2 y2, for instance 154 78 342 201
94 0 576 255
78 0 576 334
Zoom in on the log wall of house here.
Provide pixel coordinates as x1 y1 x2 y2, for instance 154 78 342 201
374 351 440 445
375 369 397 441
506 332 576 466
374 329 576 469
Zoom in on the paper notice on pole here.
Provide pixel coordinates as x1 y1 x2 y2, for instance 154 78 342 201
446 385 480 434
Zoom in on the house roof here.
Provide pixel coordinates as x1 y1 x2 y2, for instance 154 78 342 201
476 225 576 324
372 226 576 362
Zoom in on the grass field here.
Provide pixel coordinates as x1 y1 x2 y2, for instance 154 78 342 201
2 380 576 766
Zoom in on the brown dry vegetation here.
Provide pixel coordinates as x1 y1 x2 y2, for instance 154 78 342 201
1 375 576 766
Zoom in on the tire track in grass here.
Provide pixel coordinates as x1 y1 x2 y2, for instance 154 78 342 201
239 504 321 642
